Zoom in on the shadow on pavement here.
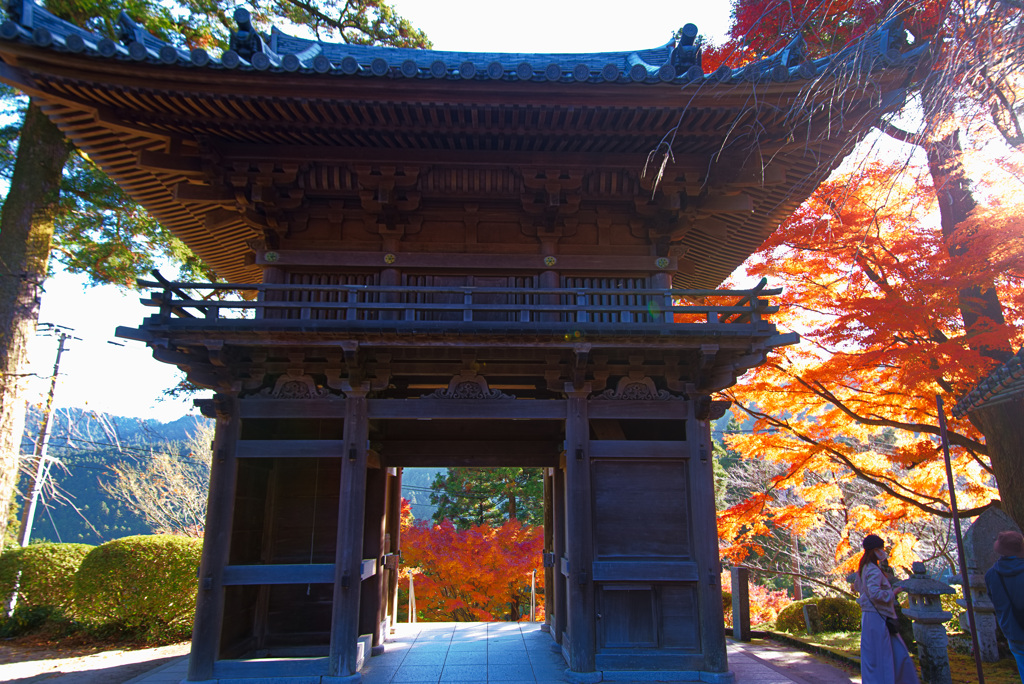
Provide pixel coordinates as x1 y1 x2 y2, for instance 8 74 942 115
3 653 181 684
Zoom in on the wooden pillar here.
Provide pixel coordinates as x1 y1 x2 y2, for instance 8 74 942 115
552 464 567 645
259 266 284 320
328 387 369 680
360 466 387 650
380 267 400 321
693 400 729 673
564 385 597 678
652 271 673 323
731 567 751 642
387 467 403 633
540 269 559 323
187 394 240 682
542 467 554 633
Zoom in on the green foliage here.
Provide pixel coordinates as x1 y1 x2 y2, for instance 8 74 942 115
713 416 743 510
775 597 817 632
0 543 93 636
3 498 18 550
0 604 68 637
776 595 863 634
256 0 431 48
54 153 212 286
712 443 729 510
815 596 861 632
430 467 543 529
942 584 965 627
73 535 202 642
0 543 92 612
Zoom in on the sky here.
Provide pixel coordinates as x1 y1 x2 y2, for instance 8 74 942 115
24 0 735 423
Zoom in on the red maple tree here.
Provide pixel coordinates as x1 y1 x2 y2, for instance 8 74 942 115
401 516 544 622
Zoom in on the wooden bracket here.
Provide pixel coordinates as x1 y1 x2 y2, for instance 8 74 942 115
339 340 364 388
211 393 235 423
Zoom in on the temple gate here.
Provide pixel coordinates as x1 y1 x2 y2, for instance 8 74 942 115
0 3 922 681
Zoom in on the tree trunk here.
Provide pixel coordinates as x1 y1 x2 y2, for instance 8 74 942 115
971 397 1024 531
0 101 71 544
918 86 1020 529
921 87 1011 363
791 533 803 600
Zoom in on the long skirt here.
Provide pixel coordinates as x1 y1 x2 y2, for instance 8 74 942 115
860 611 919 684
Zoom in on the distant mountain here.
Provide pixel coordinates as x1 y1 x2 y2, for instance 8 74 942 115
402 467 443 522
17 410 530 543
18 407 208 546
19 407 442 543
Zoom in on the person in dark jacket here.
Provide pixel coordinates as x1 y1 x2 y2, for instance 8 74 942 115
985 530 1024 682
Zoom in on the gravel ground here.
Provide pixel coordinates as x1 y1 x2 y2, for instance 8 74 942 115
0 641 189 683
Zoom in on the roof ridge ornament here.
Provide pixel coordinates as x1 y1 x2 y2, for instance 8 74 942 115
669 23 702 74
229 6 278 69
5 0 22 24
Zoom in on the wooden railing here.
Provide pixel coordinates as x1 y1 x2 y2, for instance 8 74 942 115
135 276 780 333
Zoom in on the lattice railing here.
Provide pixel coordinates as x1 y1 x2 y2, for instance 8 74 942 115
135 273 780 333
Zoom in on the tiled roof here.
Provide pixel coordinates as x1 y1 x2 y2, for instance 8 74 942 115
0 1 922 86
953 348 1024 417
0 1 928 287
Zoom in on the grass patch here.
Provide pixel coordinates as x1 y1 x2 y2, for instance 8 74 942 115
801 630 860 656
948 652 1020 684
782 631 1021 684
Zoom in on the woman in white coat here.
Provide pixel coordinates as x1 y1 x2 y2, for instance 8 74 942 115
855 535 920 684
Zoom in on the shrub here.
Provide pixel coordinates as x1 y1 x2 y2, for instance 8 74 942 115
0 543 93 630
817 596 861 632
73 535 202 642
775 595 863 634
775 597 818 633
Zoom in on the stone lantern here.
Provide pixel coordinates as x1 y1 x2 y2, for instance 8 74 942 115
894 562 955 684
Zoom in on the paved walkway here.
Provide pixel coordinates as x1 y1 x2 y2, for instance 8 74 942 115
123 623 861 684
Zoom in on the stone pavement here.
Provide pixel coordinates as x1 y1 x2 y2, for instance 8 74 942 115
123 622 861 684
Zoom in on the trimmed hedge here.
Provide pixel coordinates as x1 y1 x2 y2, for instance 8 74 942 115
775 598 817 633
73 535 202 641
0 543 93 615
816 596 861 632
775 596 861 633
0 543 93 635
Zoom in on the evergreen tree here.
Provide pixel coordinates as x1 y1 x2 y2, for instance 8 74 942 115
430 468 543 530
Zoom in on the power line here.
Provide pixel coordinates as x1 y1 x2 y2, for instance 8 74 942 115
36 435 199 460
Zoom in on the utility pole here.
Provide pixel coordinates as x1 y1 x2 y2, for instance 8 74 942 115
18 325 72 547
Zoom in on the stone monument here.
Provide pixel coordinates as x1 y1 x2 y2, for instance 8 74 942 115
958 507 1021 661
896 562 955 684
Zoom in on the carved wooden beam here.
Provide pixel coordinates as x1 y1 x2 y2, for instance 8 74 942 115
380 441 560 467
173 182 235 206
137 149 205 177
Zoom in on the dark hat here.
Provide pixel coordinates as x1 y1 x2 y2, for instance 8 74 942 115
994 530 1024 557
862 534 884 551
